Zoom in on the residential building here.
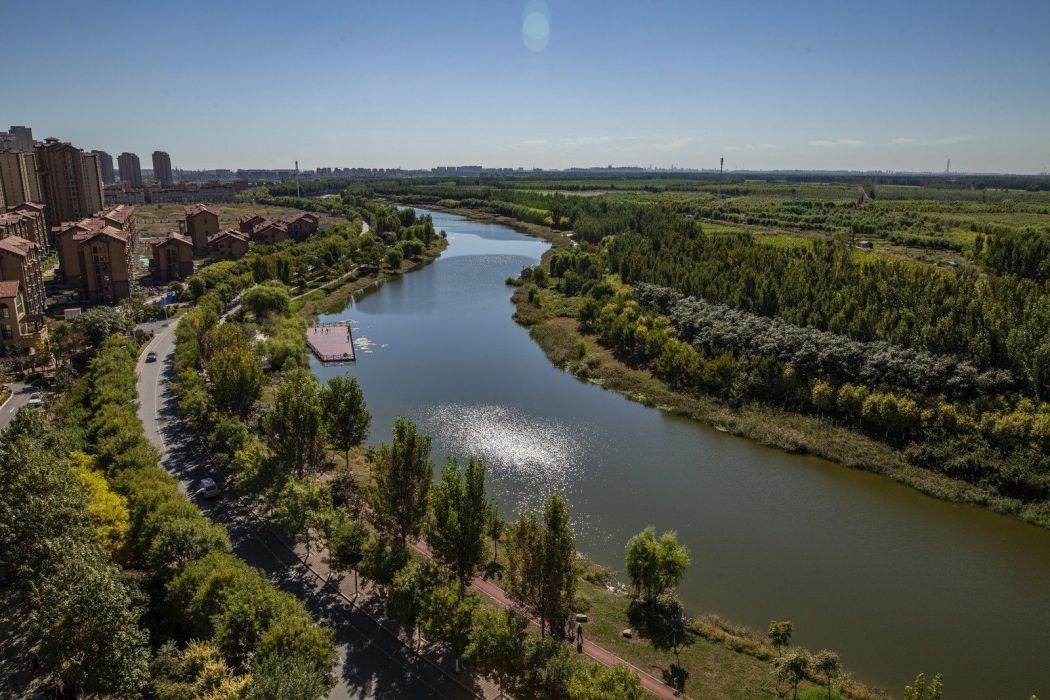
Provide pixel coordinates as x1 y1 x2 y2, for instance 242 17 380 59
35 138 104 230
239 214 267 233
283 211 320 241
184 203 219 255
0 232 45 317
0 281 44 351
149 232 194 281
145 181 237 203
208 229 249 261
0 150 43 207
94 150 116 184
249 220 289 245
103 184 145 205
53 204 137 303
152 151 173 187
0 203 48 250
118 152 142 188
7 126 34 153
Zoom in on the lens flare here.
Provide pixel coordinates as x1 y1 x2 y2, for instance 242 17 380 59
522 0 550 52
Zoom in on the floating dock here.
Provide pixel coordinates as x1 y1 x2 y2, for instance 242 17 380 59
306 322 356 362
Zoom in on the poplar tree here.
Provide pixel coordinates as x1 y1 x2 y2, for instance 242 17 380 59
322 374 371 466
426 457 489 594
368 418 432 544
507 493 576 636
263 370 327 478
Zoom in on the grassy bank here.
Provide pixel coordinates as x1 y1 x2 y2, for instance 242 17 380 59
294 237 448 319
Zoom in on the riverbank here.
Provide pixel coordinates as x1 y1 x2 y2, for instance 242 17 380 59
295 237 448 319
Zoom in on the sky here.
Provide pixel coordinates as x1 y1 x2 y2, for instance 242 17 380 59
3 0 1048 173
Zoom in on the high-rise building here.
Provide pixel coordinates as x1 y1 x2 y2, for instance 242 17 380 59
34 138 104 230
118 152 142 188
0 151 43 207
152 150 173 187
94 150 116 184
8 126 34 153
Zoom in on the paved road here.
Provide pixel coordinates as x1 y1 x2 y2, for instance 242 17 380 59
0 383 31 432
135 321 474 700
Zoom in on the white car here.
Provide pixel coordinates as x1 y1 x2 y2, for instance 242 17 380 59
199 478 219 498
26 392 43 408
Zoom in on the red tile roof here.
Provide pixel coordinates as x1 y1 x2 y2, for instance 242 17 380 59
0 280 20 298
209 229 249 243
0 235 36 256
82 226 129 244
186 203 218 218
283 211 319 224
100 204 135 225
150 232 193 248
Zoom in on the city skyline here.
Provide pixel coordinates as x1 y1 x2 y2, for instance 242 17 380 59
2 0 1048 173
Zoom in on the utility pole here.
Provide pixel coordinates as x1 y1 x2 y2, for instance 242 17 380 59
295 159 300 197
718 156 724 198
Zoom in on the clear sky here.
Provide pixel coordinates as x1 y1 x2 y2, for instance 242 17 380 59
4 0 1048 172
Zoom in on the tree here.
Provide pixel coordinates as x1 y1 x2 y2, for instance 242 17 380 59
322 374 371 465
487 507 505 565
323 508 369 591
506 493 577 636
73 453 130 559
255 614 337 696
772 651 809 700
388 560 439 649
151 640 251 700
625 526 690 608
812 650 841 700
368 417 433 544
274 477 333 565
568 664 645 700
464 608 529 691
904 673 944 700
426 457 489 594
208 346 263 417
768 620 794 657
359 535 409 597
263 369 327 478
250 654 333 700
242 282 290 317
421 584 478 673
74 305 128 347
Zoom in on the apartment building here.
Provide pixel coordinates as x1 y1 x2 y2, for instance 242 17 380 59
149 232 193 281
184 203 219 255
283 211 320 241
93 150 116 184
152 151 173 187
54 204 137 303
0 281 43 351
0 203 48 250
0 232 45 317
35 138 104 229
118 152 142 188
0 150 42 207
248 220 289 245
208 229 249 261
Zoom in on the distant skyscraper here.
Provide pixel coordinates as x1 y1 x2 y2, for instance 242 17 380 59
94 150 116 184
7 126 34 153
118 152 142 188
152 150 173 187
35 138 104 227
0 150 42 206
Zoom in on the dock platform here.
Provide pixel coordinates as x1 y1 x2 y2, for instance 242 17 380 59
307 322 356 362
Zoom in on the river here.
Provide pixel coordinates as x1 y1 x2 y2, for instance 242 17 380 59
311 208 1050 698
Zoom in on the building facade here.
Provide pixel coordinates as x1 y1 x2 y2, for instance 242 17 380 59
94 150 116 184
0 150 42 207
283 211 320 241
0 203 48 251
54 204 137 303
0 281 43 351
152 151 173 187
149 232 194 281
118 152 142 188
249 220 289 245
185 203 219 255
208 229 249 261
35 139 104 230
0 233 45 318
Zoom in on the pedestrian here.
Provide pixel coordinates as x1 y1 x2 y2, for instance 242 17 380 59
576 623 584 652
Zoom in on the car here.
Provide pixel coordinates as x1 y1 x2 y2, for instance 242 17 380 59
199 478 219 498
26 392 43 408
145 351 158 363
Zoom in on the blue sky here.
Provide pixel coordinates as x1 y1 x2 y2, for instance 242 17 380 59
4 0 1048 172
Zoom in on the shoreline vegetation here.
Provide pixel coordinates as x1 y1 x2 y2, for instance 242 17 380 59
419 201 1050 533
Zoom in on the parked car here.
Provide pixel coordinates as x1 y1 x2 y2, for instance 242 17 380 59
26 392 43 407
199 478 219 498
145 351 158 363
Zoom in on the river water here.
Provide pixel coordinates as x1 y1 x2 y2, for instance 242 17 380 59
311 208 1050 698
